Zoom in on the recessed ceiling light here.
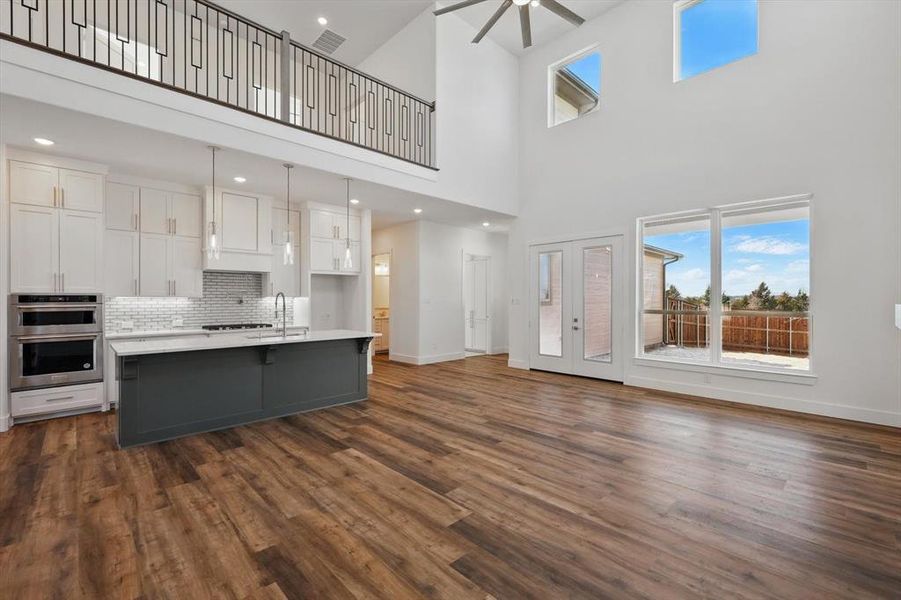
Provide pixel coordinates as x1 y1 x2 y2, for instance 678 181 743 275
34 137 54 146
482 222 490 227
350 198 359 205
233 176 246 183
317 16 328 26
413 208 423 214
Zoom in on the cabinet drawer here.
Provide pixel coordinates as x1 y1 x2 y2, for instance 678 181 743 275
11 382 103 418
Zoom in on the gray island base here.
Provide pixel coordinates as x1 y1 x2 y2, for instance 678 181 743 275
112 330 374 448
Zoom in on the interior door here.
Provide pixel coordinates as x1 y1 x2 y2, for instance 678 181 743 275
529 236 624 382
571 237 623 380
529 243 573 373
464 257 489 353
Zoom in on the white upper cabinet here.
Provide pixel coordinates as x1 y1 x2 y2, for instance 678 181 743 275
139 233 171 297
140 188 170 234
58 169 103 212
105 229 139 297
10 204 59 293
59 210 103 293
9 158 105 293
309 208 361 242
306 207 362 275
105 182 139 231
171 192 202 238
171 237 203 297
204 187 272 272
9 161 56 208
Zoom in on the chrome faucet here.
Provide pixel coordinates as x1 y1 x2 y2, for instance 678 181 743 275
274 292 287 337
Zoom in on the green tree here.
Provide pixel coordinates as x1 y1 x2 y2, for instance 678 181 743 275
749 282 774 309
666 284 681 301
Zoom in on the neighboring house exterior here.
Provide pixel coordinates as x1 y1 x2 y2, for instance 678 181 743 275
553 68 599 124
642 245 682 349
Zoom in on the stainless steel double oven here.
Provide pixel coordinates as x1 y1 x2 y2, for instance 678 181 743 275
8 294 104 391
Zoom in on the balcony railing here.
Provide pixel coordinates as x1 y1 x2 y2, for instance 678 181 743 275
0 0 436 169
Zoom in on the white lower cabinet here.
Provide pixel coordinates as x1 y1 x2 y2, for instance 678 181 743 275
105 229 140 296
11 382 103 419
172 237 203 297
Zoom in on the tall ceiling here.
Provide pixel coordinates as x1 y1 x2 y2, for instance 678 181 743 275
447 0 622 55
216 0 433 66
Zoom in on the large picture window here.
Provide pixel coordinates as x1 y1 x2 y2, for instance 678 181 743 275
639 196 811 373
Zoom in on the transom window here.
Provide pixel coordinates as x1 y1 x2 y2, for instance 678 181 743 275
674 0 759 81
549 48 601 127
639 196 811 373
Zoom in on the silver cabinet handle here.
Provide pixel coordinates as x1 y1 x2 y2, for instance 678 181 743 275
132 214 138 230
173 218 177 236
45 395 75 403
52 186 58 207
173 280 176 296
61 273 65 292
53 272 57 292
134 278 138 295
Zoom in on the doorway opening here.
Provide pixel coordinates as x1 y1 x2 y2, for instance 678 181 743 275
463 254 490 355
372 253 390 355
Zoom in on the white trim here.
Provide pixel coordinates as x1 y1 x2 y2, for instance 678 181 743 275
507 358 530 370
633 356 817 385
388 351 466 366
547 44 602 129
489 346 508 355
0 415 10 433
625 375 899 427
5 147 110 175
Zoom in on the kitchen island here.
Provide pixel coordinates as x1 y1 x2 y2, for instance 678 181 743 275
111 330 374 448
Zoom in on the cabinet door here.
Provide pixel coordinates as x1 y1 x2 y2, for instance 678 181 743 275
339 241 362 273
310 238 336 272
220 192 260 251
140 233 171 296
59 209 103 293
59 168 103 213
10 204 58 292
140 188 170 234
170 192 202 238
171 237 203 297
104 230 139 296
105 182 139 231
336 214 361 242
310 209 336 239
9 161 57 208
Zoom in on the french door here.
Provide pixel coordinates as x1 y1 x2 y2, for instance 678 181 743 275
464 255 490 353
529 236 624 381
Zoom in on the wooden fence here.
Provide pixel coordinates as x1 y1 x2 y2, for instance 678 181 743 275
664 298 809 357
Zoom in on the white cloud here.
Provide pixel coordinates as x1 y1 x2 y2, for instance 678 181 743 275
732 236 805 255
745 263 764 273
786 259 810 273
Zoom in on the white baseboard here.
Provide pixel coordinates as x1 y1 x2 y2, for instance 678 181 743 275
0 414 10 433
489 346 509 355
507 358 530 370
388 352 466 366
625 375 901 427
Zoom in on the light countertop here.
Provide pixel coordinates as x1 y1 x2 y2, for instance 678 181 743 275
110 329 376 357
105 325 312 340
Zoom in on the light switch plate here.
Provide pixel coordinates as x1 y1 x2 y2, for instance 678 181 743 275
895 304 901 330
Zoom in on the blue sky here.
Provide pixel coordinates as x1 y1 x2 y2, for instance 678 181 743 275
564 52 601 93
646 219 810 298
680 0 758 80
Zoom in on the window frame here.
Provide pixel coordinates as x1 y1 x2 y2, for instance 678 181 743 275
673 0 759 83
547 44 601 128
636 194 816 383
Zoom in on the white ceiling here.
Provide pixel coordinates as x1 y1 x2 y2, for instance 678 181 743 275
0 95 512 232
445 0 622 55
216 0 434 66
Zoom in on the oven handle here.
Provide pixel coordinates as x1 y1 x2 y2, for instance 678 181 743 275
15 333 101 342
16 305 101 311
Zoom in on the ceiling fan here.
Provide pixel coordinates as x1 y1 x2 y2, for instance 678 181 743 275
434 0 585 49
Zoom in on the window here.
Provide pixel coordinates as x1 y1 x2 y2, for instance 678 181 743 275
639 196 811 373
549 48 600 127
674 0 758 82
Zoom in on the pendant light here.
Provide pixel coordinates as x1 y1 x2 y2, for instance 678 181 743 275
282 163 295 265
206 146 221 261
343 178 353 270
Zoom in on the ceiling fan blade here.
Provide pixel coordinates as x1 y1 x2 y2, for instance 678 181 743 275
519 4 532 48
434 0 492 16
541 0 585 26
473 0 513 43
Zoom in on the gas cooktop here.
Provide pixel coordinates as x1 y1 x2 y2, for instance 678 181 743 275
201 323 274 331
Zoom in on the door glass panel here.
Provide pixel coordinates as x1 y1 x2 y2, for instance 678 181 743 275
583 246 612 362
538 251 563 357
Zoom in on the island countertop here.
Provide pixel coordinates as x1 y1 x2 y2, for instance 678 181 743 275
110 329 376 357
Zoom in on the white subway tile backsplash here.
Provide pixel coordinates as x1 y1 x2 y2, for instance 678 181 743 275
105 272 294 333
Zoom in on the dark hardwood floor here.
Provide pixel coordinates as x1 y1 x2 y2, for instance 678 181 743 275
1 354 899 599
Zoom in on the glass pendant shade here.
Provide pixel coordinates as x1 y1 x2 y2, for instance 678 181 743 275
343 242 353 269
283 163 294 266
343 178 353 270
207 146 221 261
283 233 294 265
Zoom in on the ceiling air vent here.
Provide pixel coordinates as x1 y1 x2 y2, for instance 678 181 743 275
312 29 346 55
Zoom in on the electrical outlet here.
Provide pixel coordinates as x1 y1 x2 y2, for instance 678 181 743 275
172 318 184 328
120 320 134 331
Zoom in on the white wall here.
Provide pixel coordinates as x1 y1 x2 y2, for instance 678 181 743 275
507 0 901 426
357 8 436 103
